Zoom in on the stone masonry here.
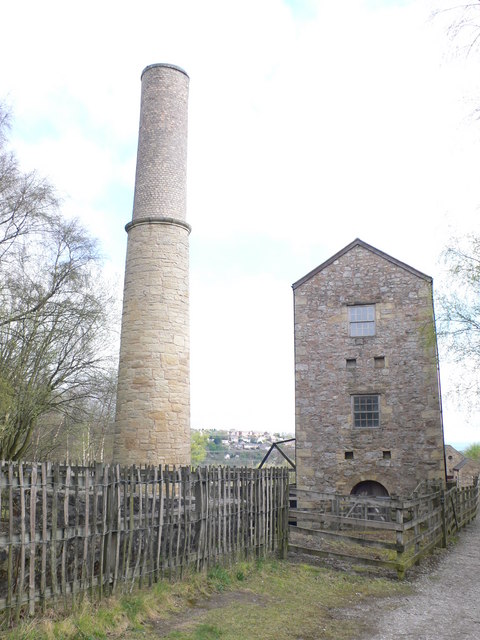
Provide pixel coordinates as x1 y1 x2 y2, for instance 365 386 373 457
445 444 464 482
293 239 446 499
113 64 191 466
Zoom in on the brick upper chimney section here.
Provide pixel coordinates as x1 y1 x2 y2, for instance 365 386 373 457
132 64 189 222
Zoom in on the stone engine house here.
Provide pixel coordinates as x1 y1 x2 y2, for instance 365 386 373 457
293 238 446 498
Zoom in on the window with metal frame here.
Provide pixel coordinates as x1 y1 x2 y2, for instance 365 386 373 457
348 305 375 336
352 394 380 428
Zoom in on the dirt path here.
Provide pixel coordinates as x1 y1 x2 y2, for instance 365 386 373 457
353 516 480 639
150 591 268 638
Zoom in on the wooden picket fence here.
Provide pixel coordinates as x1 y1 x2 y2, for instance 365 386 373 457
0 462 290 623
289 479 479 578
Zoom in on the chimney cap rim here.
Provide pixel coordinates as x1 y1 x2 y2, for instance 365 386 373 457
141 63 189 80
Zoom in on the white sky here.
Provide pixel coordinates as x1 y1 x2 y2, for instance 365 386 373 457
1 0 479 448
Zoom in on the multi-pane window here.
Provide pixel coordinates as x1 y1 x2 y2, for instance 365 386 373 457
353 394 379 428
348 305 375 336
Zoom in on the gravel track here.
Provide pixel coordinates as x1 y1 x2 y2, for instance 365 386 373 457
359 516 480 639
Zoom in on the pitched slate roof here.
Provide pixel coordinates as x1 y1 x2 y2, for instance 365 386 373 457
453 458 469 471
292 238 433 290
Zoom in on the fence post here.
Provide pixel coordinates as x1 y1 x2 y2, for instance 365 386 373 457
440 489 447 548
279 468 289 560
395 503 405 579
103 465 112 596
413 492 420 563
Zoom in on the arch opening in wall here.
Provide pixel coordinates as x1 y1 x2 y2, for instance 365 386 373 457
350 480 389 498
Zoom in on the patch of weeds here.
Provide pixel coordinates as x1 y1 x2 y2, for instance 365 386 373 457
120 594 146 624
153 579 170 596
71 622 105 640
299 562 323 575
54 609 108 640
0 623 44 640
165 624 222 640
193 624 222 640
94 605 117 628
254 558 265 572
207 566 231 592
268 559 280 571
232 561 253 582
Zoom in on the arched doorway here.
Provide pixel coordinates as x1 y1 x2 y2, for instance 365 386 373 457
350 480 389 498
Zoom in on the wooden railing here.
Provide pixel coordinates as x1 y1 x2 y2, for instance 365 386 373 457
0 462 290 623
288 480 478 578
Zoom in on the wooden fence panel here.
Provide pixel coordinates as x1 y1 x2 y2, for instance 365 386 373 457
289 480 478 579
0 462 289 621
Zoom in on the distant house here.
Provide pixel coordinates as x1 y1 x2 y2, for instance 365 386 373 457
293 239 446 499
445 445 465 482
454 458 480 487
445 445 480 487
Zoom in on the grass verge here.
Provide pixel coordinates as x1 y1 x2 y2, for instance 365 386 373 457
0 558 410 640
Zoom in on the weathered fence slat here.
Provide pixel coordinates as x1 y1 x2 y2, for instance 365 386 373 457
41 462 48 612
72 465 80 606
133 466 143 589
91 464 99 597
15 463 26 623
156 465 164 578
61 465 70 605
81 464 89 595
175 467 182 573
113 464 121 593
29 465 37 617
6 464 14 625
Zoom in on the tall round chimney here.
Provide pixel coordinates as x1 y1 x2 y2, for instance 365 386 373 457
113 64 191 466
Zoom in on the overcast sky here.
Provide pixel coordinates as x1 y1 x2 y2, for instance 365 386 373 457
1 0 479 447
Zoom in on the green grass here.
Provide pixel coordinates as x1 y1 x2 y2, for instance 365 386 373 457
166 561 403 640
167 625 222 640
0 558 410 640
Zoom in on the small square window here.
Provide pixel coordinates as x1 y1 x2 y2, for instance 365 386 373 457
346 358 357 369
345 451 354 460
374 356 385 369
348 305 375 337
383 450 391 460
352 394 380 428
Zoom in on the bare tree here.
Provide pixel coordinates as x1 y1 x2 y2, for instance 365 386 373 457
433 3 480 408
441 1 480 56
437 234 480 407
27 369 117 463
0 105 118 460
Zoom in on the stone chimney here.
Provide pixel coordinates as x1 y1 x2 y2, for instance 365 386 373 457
113 64 191 466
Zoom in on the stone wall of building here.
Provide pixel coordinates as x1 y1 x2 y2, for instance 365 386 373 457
114 64 191 466
454 458 480 488
294 240 446 498
445 444 464 482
